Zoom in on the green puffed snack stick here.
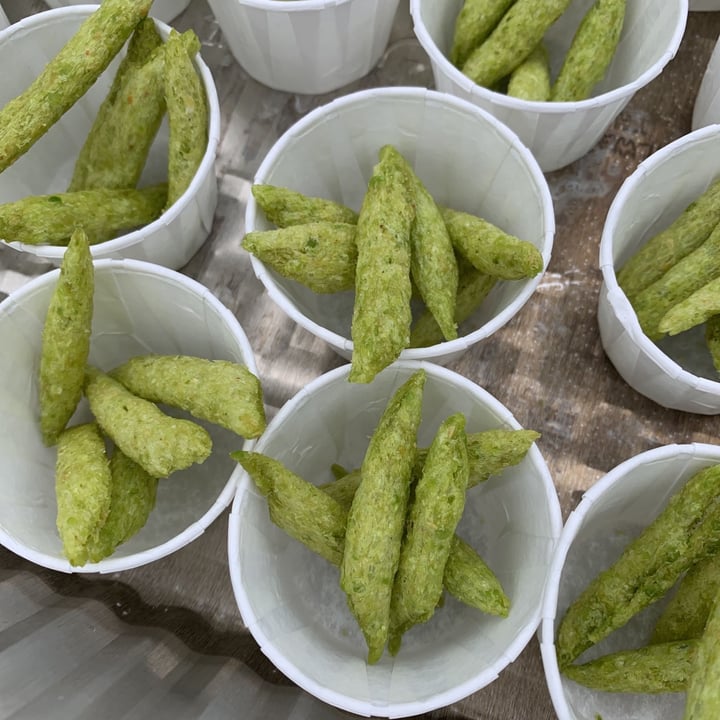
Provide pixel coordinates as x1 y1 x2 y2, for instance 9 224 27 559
617 179 720 301
84 366 212 479
450 0 517 68
441 207 543 280
77 34 200 192
442 535 510 616
507 42 551 101
232 450 348 567
330 463 349 480
556 464 720 669
55 423 112 567
684 591 720 719
705 314 720 373
39 228 94 446
68 17 163 192
461 0 572 89
341 370 426 663
386 145 458 342
234 449 509 619
409 256 497 348
0 0 154 173
87 448 158 563
562 641 698 694
110 354 266 439
551 0 626 102
389 413 469 655
652 553 720 644
658 277 720 336
0 184 168 247
348 147 415 384
164 29 208 208
633 222 720 341
251 184 359 227
242 223 358 294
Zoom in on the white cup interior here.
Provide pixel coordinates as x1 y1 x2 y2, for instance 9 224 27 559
246 87 553 363
541 443 720 720
229 361 562 717
0 7 220 265
0 259 258 574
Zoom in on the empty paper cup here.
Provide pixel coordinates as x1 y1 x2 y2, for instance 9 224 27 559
0 259 260 574
245 87 554 368
43 0 193 25
229 361 562 717
598 124 720 414
206 0 401 95
410 0 688 172
0 7 220 269
541 442 720 720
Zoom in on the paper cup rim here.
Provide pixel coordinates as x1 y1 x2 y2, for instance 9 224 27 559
228 360 563 717
214 0 358 11
0 6 221 261
0 258 257 574
598 124 720 399
539 441 720 720
409 0 688 114
246 86 555 361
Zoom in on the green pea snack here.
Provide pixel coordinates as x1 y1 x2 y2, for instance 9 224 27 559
39 228 94 446
0 0 154 173
0 184 167 246
551 0 626 102
84 366 212 479
55 422 112 567
507 43 552 101
349 146 415 383
164 29 208 207
341 370 426 663
562 641 697 694
389 413 469 654
110 354 266 439
252 184 359 227
658 277 720 337
684 590 720 719
242 223 358 293
450 0 517 69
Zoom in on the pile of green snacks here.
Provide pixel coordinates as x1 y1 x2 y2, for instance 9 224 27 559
617 178 720 371
234 369 542 663
40 228 266 567
244 144 544 384
450 0 626 102
555 464 720 719
0 0 209 247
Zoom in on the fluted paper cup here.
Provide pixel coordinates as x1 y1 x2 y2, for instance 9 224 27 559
245 87 554 368
693 35 720 129
229 361 562 717
206 0 401 95
44 0 193 24
0 259 259 574
0 7 220 269
410 0 688 172
541 443 720 720
598 125 720 414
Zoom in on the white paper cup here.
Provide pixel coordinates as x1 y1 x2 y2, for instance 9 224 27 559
598 125 720 414
0 259 259 574
43 0 193 25
228 361 562 717
206 0 401 95
0 7 220 270
246 87 554 368
410 0 688 172
541 442 720 720
693 36 720 129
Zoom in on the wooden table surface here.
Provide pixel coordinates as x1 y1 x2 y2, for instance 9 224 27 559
2 3 720 719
